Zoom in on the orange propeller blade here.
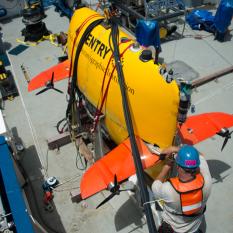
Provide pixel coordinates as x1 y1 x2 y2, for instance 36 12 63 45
28 59 70 92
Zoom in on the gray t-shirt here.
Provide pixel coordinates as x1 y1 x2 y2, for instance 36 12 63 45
152 155 212 233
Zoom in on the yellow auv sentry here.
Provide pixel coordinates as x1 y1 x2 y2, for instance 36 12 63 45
68 7 180 148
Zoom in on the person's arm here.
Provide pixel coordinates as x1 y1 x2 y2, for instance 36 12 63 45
155 164 172 182
199 154 212 182
152 163 174 200
152 145 178 198
154 146 179 182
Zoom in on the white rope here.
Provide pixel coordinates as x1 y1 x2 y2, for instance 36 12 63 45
7 54 47 176
143 200 156 206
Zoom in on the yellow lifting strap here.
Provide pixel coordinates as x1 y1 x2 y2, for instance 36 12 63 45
16 33 67 47
7 95 14 101
0 73 7 80
16 38 38 46
42 34 60 46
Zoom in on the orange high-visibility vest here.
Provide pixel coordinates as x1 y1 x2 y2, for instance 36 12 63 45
169 174 204 216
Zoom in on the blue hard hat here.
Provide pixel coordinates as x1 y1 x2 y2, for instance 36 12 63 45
176 145 200 169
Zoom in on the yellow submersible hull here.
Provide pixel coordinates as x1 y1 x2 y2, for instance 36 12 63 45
68 7 180 148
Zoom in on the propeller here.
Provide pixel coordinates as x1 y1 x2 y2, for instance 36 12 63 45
217 128 233 151
36 72 63 95
96 174 134 209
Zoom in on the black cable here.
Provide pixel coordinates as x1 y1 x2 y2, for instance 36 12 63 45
110 18 158 233
65 18 103 172
66 16 157 232
66 18 104 118
57 116 87 171
75 148 87 170
56 118 68 134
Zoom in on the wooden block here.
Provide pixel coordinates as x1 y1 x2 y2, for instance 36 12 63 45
47 131 71 150
70 190 82 203
76 137 94 163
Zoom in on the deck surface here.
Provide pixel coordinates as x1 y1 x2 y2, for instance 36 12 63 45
1 4 233 233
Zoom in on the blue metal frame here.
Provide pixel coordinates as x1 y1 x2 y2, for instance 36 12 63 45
0 136 34 233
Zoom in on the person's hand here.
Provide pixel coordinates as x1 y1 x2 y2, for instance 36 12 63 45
161 146 179 157
165 154 175 167
159 146 179 163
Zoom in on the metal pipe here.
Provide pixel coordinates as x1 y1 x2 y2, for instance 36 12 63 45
191 65 233 88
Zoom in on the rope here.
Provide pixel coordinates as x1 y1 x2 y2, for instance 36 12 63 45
143 200 156 206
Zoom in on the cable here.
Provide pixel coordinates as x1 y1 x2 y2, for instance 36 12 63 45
66 18 104 118
64 18 104 172
110 18 158 233
7 52 47 176
75 143 87 170
53 186 80 192
53 174 81 188
185 28 233 40
56 117 68 134
44 147 49 178
6 26 60 233
184 33 213 39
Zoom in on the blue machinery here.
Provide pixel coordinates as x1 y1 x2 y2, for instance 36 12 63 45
109 0 185 32
186 0 233 41
0 136 34 233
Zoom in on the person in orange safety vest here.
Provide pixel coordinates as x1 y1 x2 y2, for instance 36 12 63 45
152 145 212 233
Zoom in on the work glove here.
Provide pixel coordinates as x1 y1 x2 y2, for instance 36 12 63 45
161 146 179 156
165 154 175 167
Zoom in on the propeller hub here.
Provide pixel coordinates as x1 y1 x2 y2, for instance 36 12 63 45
219 127 229 136
108 182 120 193
45 80 52 86
107 182 115 191
36 72 63 95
